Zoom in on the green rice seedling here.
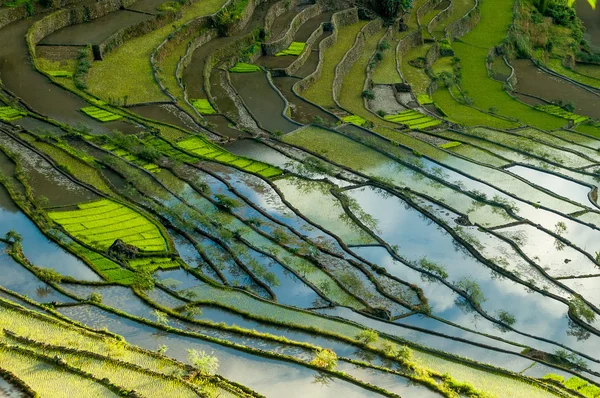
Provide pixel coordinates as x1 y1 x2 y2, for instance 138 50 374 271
47 70 73 78
49 200 167 252
175 136 282 177
191 99 217 115
80 106 123 122
439 141 461 149
275 42 306 56
342 115 369 127
417 94 434 105
0 107 26 122
535 104 588 124
228 62 261 73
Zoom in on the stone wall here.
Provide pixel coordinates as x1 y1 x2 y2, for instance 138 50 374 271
294 7 358 94
98 12 178 58
263 3 321 55
425 41 439 68
220 0 268 36
35 45 82 61
416 0 440 28
282 22 325 75
396 29 422 57
264 0 308 34
332 18 382 106
428 0 454 36
446 0 479 40
0 7 26 30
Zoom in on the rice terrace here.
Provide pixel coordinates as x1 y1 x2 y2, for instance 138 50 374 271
1 0 600 395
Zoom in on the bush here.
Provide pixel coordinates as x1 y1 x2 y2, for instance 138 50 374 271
456 277 486 307
356 329 379 344
310 349 338 370
496 309 516 326
89 292 103 304
361 90 375 100
187 350 219 375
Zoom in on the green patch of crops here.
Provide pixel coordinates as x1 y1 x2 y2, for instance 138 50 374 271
342 115 368 127
176 136 282 177
191 98 216 114
80 106 123 123
0 107 26 122
48 199 167 252
47 70 73 78
129 257 179 272
384 110 441 129
228 62 261 73
535 104 588 124
275 42 306 56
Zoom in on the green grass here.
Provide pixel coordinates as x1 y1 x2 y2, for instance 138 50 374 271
228 62 261 73
47 70 73 78
49 199 167 252
101 144 161 173
302 20 368 109
575 63 600 79
546 58 600 89
439 141 461 149
339 26 386 124
0 345 118 398
416 94 433 105
431 0 475 39
129 257 179 272
432 87 519 128
0 106 26 122
87 0 229 104
400 43 431 95
452 0 565 130
72 244 136 284
535 104 588 124
384 110 441 129
283 125 385 169
575 122 600 139
28 139 113 195
342 115 369 126
80 106 122 122
275 42 306 56
371 36 401 84
176 136 282 177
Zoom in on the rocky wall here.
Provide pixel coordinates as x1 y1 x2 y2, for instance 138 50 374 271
416 0 440 27
446 0 479 40
263 3 321 55
294 7 358 94
332 18 383 105
428 0 454 36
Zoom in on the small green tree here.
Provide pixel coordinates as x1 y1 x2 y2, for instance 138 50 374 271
88 292 103 304
310 349 338 370
153 310 169 326
187 350 219 375
456 277 486 307
356 329 379 345
5 230 22 243
157 344 169 355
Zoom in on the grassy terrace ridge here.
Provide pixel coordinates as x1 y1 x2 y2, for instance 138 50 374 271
0 298 234 397
431 0 475 39
371 34 401 84
400 43 432 96
452 0 565 130
49 199 168 252
301 20 369 109
175 136 282 177
546 58 600 89
339 26 385 120
87 0 230 105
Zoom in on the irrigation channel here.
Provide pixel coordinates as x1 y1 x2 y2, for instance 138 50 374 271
0 0 599 396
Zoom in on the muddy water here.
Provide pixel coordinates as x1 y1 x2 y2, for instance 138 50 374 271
513 59 600 119
39 11 151 45
129 103 200 131
182 0 272 100
11 117 65 135
0 18 135 133
204 114 249 138
230 71 299 132
272 76 337 123
577 0 600 49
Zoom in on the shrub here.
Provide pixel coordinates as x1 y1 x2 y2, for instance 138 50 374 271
356 329 379 344
378 40 390 51
418 257 448 279
361 90 375 100
310 349 338 370
456 277 486 307
496 309 516 326
187 350 219 375
89 292 103 304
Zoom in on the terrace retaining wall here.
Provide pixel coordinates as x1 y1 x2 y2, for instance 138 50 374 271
428 0 454 36
294 7 358 95
280 16 326 76
0 6 25 30
396 29 422 57
332 18 383 106
416 0 440 27
446 0 479 40
263 2 322 55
